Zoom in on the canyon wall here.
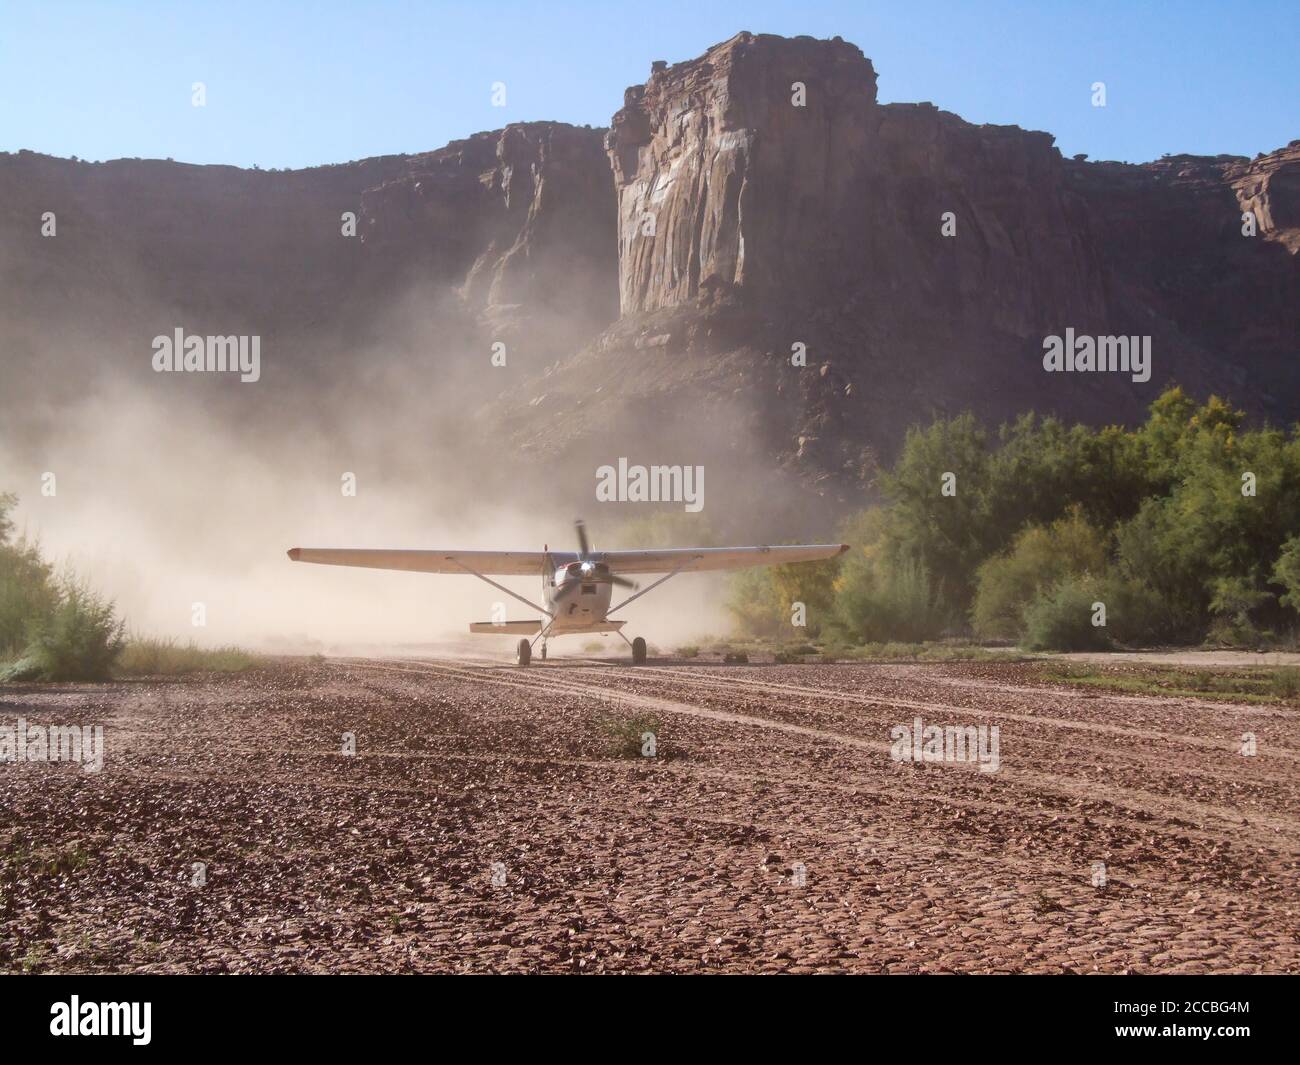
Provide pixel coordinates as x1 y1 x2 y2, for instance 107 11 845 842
2 31 1296 501
502 31 1296 490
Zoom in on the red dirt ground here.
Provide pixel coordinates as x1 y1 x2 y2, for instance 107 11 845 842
2 656 1297 973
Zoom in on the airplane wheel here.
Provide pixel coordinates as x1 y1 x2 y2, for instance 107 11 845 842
632 637 647 665
540 644 547 660
516 639 531 667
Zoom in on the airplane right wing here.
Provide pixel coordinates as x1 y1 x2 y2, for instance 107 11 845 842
286 548 575 575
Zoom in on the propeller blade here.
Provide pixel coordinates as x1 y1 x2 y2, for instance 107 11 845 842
575 519 590 558
610 574 638 589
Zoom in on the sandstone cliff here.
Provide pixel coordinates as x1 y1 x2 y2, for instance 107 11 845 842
357 122 617 347
2 32 1296 510
498 32 1298 493
0 121 617 435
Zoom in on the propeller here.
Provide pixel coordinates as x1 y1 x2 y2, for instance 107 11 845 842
572 519 637 589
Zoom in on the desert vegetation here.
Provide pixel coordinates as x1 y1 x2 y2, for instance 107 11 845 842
0 491 260 680
730 387 1300 651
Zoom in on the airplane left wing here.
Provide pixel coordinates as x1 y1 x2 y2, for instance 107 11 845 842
595 543 849 574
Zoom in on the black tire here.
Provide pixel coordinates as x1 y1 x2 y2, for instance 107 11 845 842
516 639 532 667
540 644 547 660
631 637 647 665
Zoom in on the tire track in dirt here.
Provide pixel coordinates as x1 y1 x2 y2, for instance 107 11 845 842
297 667 1275 936
547 662 1300 796
575 664 1299 760
930 671 1300 718
303 668 1295 892
347 659 1300 851
8 657 1296 973
545 662 1300 804
342 659 1300 971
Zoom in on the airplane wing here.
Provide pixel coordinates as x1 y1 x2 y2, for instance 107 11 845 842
286 548 576 575
595 544 849 574
286 544 847 576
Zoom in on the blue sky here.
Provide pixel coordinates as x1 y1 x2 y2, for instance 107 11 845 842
1 0 1295 169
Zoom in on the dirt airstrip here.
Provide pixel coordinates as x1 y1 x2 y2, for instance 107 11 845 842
2 655 1297 973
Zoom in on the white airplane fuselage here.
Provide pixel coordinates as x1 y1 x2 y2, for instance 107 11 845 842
544 560 618 633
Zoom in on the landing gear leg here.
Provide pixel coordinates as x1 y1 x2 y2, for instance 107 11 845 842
516 638 532 667
529 619 555 661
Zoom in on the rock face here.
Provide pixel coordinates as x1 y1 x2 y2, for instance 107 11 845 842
607 34 879 315
0 149 408 330
1062 149 1300 417
1 32 1296 509
0 122 618 428
1230 141 1300 252
605 33 1106 333
502 31 1298 495
0 121 617 344
358 122 618 342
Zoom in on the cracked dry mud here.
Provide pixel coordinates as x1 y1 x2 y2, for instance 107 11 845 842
2 657 1297 973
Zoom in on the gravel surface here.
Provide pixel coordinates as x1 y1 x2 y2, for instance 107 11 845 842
3 656 1297 973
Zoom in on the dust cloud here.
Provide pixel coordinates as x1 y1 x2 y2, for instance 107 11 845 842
0 275 811 656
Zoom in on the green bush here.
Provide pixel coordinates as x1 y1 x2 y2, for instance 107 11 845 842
773 644 816 663
1204 575 1274 647
0 490 261 681
1021 576 1112 652
727 544 843 640
971 507 1108 639
0 655 44 682
21 578 125 681
726 566 785 637
0 492 59 657
833 551 949 643
1272 537 1300 611
594 713 661 758
1094 575 1175 647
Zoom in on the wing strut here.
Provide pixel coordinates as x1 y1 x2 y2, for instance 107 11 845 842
449 559 553 618
606 562 690 616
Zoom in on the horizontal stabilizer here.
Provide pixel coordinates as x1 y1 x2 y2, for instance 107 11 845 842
469 620 543 635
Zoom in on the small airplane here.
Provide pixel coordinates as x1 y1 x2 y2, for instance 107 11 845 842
288 520 847 665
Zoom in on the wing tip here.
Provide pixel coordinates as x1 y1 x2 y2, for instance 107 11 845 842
287 547 301 561
839 543 850 555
